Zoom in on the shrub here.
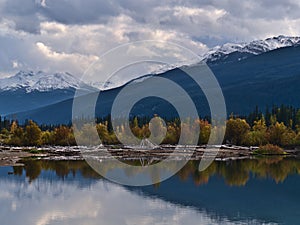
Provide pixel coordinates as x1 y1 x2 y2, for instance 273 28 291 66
254 144 286 155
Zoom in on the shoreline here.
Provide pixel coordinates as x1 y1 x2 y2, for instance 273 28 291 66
0 145 299 167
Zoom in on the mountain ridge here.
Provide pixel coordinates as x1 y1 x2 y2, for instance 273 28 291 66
2 35 300 123
7 43 300 124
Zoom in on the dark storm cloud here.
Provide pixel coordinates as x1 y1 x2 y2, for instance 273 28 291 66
1 0 41 33
40 0 120 24
2 0 300 36
1 0 300 76
0 0 120 33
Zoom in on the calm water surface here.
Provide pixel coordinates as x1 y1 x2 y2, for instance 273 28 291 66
0 158 300 225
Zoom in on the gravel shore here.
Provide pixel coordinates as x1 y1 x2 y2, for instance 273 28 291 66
0 145 299 167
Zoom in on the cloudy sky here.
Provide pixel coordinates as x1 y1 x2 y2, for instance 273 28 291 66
1 0 300 78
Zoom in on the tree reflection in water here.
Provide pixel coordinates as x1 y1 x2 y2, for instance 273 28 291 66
13 157 300 186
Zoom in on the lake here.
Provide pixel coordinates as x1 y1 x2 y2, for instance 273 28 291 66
0 157 299 225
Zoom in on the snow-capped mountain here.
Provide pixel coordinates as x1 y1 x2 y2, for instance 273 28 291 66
0 71 98 115
89 36 300 89
10 41 300 124
97 36 300 80
0 71 96 93
4 37 300 123
204 35 300 63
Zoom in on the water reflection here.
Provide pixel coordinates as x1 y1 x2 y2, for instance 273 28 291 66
0 164 256 225
0 158 299 224
15 157 300 186
179 157 300 186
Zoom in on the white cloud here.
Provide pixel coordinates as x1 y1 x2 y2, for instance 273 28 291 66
12 60 19 68
0 178 262 225
0 0 300 78
173 6 227 19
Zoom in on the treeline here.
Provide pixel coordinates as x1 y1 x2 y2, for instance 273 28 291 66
0 105 300 147
246 104 300 128
0 120 76 146
225 117 300 147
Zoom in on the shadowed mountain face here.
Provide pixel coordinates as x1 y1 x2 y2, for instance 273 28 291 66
0 89 77 116
6 44 300 124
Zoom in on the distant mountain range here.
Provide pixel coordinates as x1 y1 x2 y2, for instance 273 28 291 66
0 71 94 92
2 35 300 124
0 71 97 116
